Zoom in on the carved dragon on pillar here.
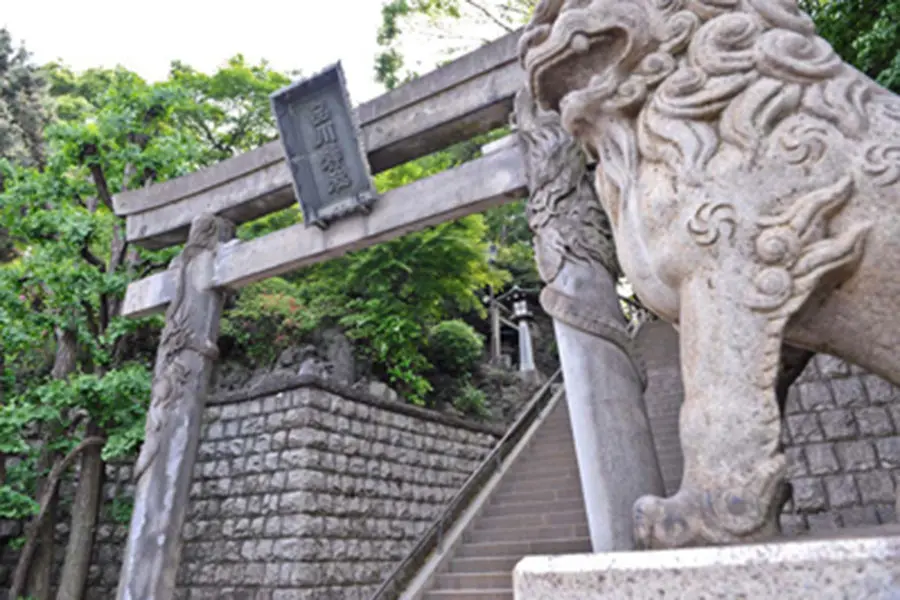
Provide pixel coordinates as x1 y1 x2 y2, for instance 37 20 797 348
514 87 649 370
134 214 222 480
519 0 900 549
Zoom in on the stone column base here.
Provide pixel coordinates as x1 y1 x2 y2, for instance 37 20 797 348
514 527 900 599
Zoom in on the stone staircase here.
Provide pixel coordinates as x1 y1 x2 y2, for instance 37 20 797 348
421 397 591 599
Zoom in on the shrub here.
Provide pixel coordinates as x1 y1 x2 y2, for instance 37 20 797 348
453 380 490 419
427 320 484 376
220 277 320 363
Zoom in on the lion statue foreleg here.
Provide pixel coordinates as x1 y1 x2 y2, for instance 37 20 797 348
631 177 868 549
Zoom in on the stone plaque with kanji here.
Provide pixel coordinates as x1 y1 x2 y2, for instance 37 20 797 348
271 62 377 228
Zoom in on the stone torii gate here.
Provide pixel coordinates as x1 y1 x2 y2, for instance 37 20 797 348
112 31 663 600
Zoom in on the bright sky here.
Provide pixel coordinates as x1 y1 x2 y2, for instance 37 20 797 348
3 0 390 103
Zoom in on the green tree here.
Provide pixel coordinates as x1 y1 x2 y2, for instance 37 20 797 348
0 28 48 169
224 139 509 403
0 52 295 600
167 55 294 163
0 29 50 264
427 320 485 376
1 70 201 600
375 0 533 88
802 0 900 93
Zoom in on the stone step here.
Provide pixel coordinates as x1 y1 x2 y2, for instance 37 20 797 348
505 468 580 483
456 536 591 558
446 555 522 574
466 523 590 544
424 589 513 600
501 471 581 487
531 434 571 442
476 509 586 530
527 440 574 449
524 441 573 453
492 487 582 504
525 443 574 453
522 448 575 461
529 423 572 433
508 460 578 474
493 487 584 505
516 447 576 460
511 458 579 472
502 470 581 486
527 435 575 446
435 571 512 590
497 476 582 496
483 497 585 516
518 449 576 462
416 397 585 599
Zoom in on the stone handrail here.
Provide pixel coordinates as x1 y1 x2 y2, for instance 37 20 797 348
369 367 564 600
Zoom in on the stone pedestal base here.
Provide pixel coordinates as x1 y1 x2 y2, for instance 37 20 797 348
514 528 900 599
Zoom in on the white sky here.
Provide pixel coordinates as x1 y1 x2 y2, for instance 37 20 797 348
2 0 391 103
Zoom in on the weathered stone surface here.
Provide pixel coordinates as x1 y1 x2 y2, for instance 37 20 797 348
805 444 839 476
4 378 497 600
514 535 900 599
521 0 900 549
637 322 685 497
118 214 233 600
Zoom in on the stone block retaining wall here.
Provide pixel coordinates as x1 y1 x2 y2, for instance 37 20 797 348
182 376 498 600
780 354 900 533
2 376 500 600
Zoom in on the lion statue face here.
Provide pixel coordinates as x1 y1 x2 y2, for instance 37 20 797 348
518 0 858 156
520 0 662 118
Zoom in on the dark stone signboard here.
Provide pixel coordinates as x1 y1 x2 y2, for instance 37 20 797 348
271 62 378 228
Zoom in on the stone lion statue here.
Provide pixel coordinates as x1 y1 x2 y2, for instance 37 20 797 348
519 0 900 549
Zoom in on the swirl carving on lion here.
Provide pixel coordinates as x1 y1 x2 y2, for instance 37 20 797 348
519 0 900 549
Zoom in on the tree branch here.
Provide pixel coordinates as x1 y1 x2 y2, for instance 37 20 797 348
461 0 515 32
191 115 229 158
136 259 171 279
80 244 105 270
87 164 114 212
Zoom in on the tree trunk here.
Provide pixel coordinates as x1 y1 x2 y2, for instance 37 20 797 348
24 448 57 600
55 422 104 600
0 354 6 485
50 328 77 380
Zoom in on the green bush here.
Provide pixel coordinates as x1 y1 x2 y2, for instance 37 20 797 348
220 277 320 363
453 380 489 419
427 320 484 376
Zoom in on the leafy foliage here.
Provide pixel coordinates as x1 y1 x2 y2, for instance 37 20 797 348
168 55 294 162
803 0 900 93
220 278 320 364
453 379 490 418
0 28 48 169
427 320 485 376
223 132 512 401
374 0 533 89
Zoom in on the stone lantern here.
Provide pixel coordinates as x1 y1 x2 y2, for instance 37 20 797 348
508 286 537 375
